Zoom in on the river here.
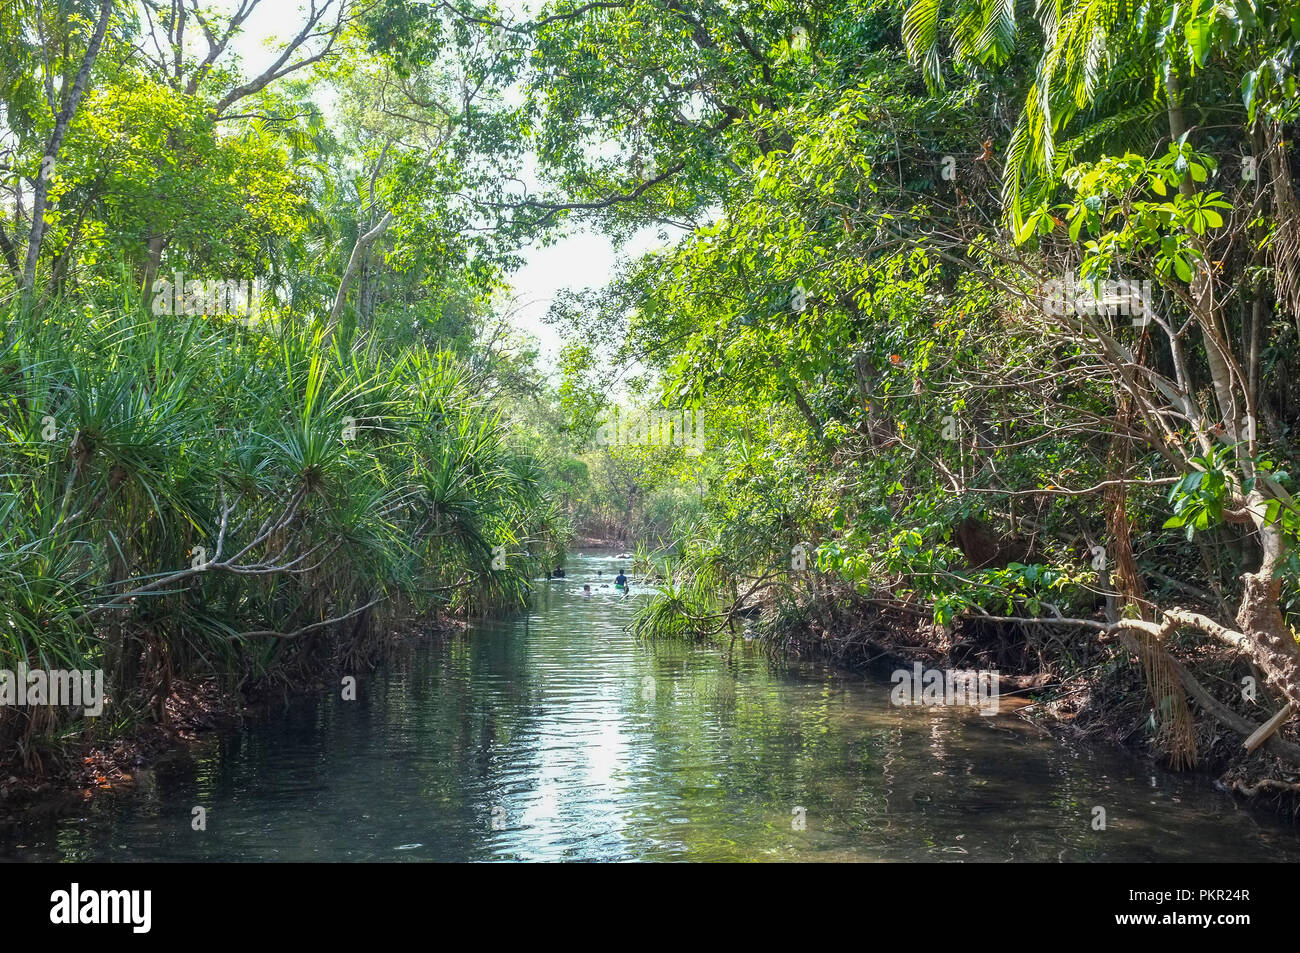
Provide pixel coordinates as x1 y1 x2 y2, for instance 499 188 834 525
2 551 1298 861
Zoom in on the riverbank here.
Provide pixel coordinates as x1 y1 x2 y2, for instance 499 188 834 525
7 550 1297 862
0 304 561 821
0 619 468 819
758 592 1300 811
0 678 238 817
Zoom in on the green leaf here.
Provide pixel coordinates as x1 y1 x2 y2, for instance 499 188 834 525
1242 68 1259 121
902 0 944 90
1185 16 1212 67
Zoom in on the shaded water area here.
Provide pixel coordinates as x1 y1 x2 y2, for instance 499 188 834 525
3 551 1299 862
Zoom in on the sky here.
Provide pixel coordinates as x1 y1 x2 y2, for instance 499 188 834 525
505 229 662 370
207 0 664 378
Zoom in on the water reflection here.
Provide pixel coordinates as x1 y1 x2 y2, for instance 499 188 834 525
2 553 1298 861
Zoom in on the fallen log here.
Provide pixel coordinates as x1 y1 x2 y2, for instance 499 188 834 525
1245 701 1299 754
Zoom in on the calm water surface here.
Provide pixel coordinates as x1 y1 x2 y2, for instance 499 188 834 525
3 552 1298 861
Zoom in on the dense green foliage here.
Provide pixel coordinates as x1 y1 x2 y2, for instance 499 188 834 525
4 0 1300 774
0 0 575 768
1 303 555 711
395 0 1300 766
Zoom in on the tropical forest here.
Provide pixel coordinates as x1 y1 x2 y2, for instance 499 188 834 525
1 0 1299 875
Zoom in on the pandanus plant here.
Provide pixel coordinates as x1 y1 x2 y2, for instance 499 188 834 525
0 297 556 768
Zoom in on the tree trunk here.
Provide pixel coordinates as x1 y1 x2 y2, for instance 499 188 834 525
1166 76 1240 443
326 211 393 338
20 0 112 297
141 233 166 299
1237 496 1300 707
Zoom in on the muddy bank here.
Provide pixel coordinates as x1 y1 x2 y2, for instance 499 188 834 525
758 594 1300 813
0 620 466 821
0 677 239 818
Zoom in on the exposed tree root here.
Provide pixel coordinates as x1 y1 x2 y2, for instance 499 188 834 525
1231 777 1300 797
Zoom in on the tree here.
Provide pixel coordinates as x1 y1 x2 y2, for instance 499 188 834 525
18 0 114 297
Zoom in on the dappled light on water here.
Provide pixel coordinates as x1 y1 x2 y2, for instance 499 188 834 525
4 553 1299 862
